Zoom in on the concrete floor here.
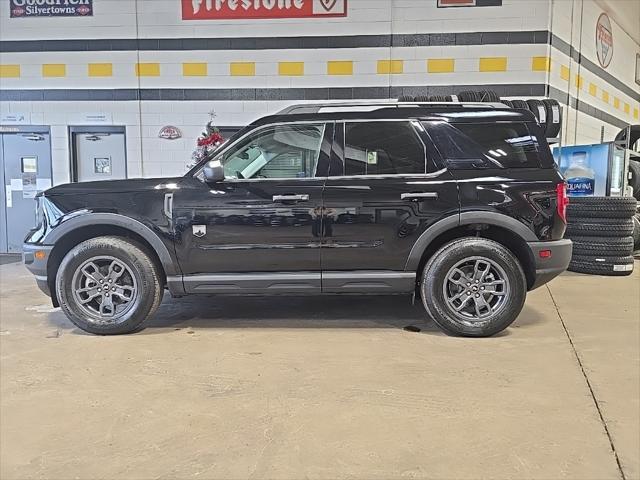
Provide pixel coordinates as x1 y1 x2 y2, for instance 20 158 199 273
0 258 638 480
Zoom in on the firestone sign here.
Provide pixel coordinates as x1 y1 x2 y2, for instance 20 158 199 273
595 13 613 68
10 0 93 18
182 0 347 20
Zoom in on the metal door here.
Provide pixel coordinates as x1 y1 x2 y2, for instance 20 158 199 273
72 127 127 182
1 129 52 253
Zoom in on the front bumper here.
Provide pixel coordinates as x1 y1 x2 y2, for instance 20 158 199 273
23 244 54 297
528 239 573 290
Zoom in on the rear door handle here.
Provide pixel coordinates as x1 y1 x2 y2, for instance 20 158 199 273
273 194 310 202
401 192 439 201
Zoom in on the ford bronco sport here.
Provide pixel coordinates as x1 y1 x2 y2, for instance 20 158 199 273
23 102 572 337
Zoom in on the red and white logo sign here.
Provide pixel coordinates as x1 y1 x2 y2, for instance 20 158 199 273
159 126 182 140
182 0 347 20
596 13 613 68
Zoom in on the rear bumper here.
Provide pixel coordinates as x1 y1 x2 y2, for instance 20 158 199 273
23 244 53 297
528 239 573 290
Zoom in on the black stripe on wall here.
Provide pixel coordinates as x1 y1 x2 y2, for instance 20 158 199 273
0 84 546 102
0 30 550 53
1 83 629 129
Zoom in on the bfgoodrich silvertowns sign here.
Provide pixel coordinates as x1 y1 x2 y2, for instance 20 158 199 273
10 0 93 18
182 0 347 20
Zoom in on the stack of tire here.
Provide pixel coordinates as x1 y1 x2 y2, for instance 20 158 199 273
398 90 562 139
565 196 637 276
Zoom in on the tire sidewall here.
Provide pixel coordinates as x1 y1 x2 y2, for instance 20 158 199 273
56 238 159 335
421 238 527 337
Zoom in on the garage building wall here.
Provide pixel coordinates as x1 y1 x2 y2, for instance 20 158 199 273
1 0 638 185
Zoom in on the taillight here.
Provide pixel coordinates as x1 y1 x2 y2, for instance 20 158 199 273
556 182 568 223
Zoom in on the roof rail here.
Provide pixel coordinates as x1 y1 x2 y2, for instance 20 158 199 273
276 101 506 115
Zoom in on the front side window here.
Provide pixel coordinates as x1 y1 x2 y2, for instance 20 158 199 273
219 123 325 179
426 122 540 169
344 121 426 176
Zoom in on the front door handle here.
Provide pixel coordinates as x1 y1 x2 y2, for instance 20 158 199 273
273 194 310 202
401 192 439 201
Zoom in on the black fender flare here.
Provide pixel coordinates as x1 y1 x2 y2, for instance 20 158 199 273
46 212 178 276
404 211 537 271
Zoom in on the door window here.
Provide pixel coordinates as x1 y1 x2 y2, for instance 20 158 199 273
343 121 426 176
425 122 541 169
219 123 325 179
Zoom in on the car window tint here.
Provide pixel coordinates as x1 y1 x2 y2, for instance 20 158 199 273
425 122 540 169
344 122 425 176
220 124 325 179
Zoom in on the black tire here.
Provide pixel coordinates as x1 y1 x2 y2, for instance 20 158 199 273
413 95 430 102
565 217 634 237
445 94 459 102
477 90 500 102
526 99 548 125
629 160 640 200
457 91 480 102
429 95 447 102
542 99 562 138
500 99 514 108
568 254 634 276
567 196 638 219
510 99 529 110
397 95 414 102
632 215 640 249
420 237 526 337
55 236 163 335
569 236 634 256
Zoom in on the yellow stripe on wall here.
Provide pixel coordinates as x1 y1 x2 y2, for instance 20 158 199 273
88 63 113 77
602 90 609 103
136 63 160 77
560 65 570 81
377 60 403 75
531 56 550 72
183 63 207 76
634 108 639 120
42 64 66 77
575 75 584 89
613 97 620 109
588 82 597 96
427 58 455 73
279 62 304 76
230 62 255 76
479 57 507 72
327 61 353 75
624 103 630 114
0 64 20 78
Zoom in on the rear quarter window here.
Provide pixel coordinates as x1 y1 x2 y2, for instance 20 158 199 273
424 121 544 169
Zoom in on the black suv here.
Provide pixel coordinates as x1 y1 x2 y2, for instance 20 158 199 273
23 102 572 337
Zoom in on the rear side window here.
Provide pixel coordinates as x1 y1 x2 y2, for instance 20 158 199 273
344 121 426 175
425 122 541 169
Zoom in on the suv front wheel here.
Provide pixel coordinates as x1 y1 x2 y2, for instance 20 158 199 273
55 236 163 335
421 237 526 337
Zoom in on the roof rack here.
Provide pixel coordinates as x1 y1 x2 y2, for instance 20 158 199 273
276 101 506 115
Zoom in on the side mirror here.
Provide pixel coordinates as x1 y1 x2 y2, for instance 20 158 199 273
203 160 224 183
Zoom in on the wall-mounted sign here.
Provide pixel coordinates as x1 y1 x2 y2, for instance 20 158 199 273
0 112 30 125
438 0 502 7
182 0 347 20
10 0 93 18
159 126 183 140
596 13 613 69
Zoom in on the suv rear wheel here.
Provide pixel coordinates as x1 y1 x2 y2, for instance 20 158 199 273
421 238 526 337
55 236 163 335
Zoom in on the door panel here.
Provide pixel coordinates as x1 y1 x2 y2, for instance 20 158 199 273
74 130 126 182
321 121 458 281
173 122 332 289
1 131 52 253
